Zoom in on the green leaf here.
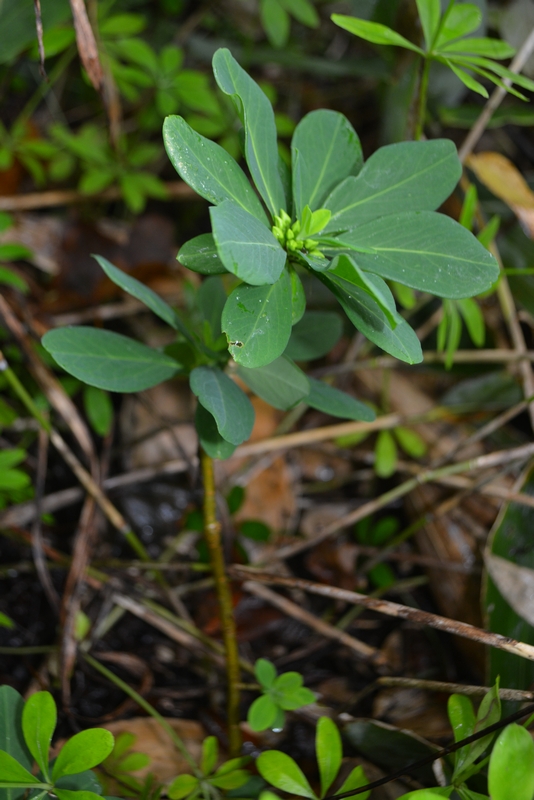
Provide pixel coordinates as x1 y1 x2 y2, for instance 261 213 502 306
261 0 290 48
54 791 104 800
168 774 199 800
0 470 30 491
249 695 279 732
83 386 113 437
212 48 286 216
323 139 461 233
320 272 423 364
255 658 277 689
331 15 424 54
291 110 362 217
202 736 218 775
163 116 268 225
190 367 254 445
52 729 114 780
328 255 399 328
281 0 319 27
316 717 342 796
0 449 25 470
278 687 315 709
285 311 343 361
458 297 485 346
290 269 306 324
273 672 303 695
257 751 317 799
448 693 476 743
21 692 56 781
442 59 488 97
375 430 397 478
0 686 32 800
440 37 515 59
198 276 227 340
222 269 292 368
94 255 187 335
394 426 427 458
435 3 482 47
0 613 14 628
299 206 332 238
489 724 534 800
209 770 251 789
0 244 32 261
339 211 499 299
214 756 252 775
210 200 286 286
0 751 39 784
0 267 29 293
178 234 227 275
307 378 375 422
42 328 180 393
195 403 237 460
336 765 370 800
237 356 309 410
416 0 441 50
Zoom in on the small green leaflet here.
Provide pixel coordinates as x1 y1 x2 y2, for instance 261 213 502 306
299 206 331 238
307 378 375 422
42 328 180 392
21 692 56 782
195 404 237 459
222 268 292 368
435 2 482 48
190 366 254 445
256 751 316 799
210 200 287 286
331 14 423 54
177 234 227 275
163 115 268 225
291 109 362 217
316 718 342 797
51 729 114 780
323 139 462 232
238 356 310 410
212 48 286 217
416 0 440 51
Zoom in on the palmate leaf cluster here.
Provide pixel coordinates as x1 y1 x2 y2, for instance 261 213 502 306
333 0 534 100
43 47 498 459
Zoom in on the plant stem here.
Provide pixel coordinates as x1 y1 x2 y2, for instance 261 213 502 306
414 57 430 140
83 652 201 775
200 448 241 756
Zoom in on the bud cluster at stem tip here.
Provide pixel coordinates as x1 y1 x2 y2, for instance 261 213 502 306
272 209 324 257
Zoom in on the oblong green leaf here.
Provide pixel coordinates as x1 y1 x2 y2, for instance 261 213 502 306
261 0 290 48
178 234 227 275
212 48 286 216
416 0 441 50
0 685 33 800
54 791 104 800
291 110 362 217
237 356 309 410
375 430 397 478
190 367 254 445
281 0 319 27
0 751 39 784
210 200 286 286
440 37 515 59
168 774 199 800
42 328 180 392
0 449 25 470
222 269 292 368
94 255 185 333
331 14 424 54
257 751 317 799
195 404 237 460
336 765 370 800
307 378 375 422
209 769 250 789
323 140 461 232
83 385 113 437
317 717 342 797
442 58 488 97
329 255 399 328
321 272 423 364
163 115 268 225
290 269 306 324
340 211 499 298
248 695 278 732
0 470 30 491
201 736 218 776
285 311 343 361
52 729 114 781
21 692 56 780
435 2 482 47
489 724 534 800
255 658 277 689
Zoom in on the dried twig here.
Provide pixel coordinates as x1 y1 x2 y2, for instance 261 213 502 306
69 0 102 90
0 181 195 211
376 676 534 702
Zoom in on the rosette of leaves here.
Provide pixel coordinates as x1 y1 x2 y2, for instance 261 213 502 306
248 659 315 732
167 735 251 800
0 685 114 800
43 47 499 461
257 717 370 800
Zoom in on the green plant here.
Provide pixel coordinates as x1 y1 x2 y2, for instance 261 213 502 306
0 685 114 799
0 212 31 293
333 0 534 139
248 659 315 732
257 716 369 800
167 736 251 800
260 0 319 49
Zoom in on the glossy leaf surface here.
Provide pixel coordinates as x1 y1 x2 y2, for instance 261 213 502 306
52 728 114 780
340 211 499 298
213 48 286 216
323 140 461 232
210 200 286 286
238 356 309 410
163 115 268 224
256 751 317 799
291 109 362 217
488 724 534 800
307 378 374 422
42 328 180 392
0 751 39 784
222 269 292 367
316 717 342 796
190 367 254 445
21 691 56 780
178 234 227 275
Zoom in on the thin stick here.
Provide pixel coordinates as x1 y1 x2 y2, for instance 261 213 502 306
459 26 534 163
242 580 382 664
201 449 241 756
231 567 534 662
0 181 195 211
376 676 534 702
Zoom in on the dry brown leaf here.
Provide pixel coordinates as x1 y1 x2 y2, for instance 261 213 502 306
484 553 534 627
467 152 534 238
69 0 103 90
